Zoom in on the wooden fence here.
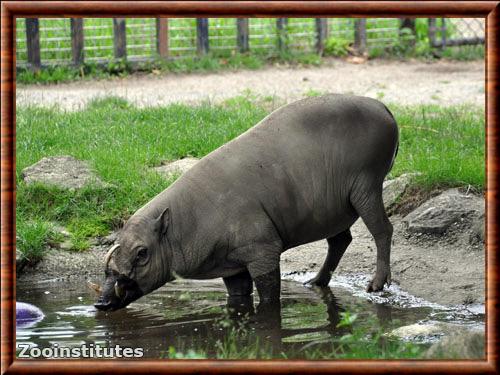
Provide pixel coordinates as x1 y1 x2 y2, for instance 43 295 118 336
21 17 484 71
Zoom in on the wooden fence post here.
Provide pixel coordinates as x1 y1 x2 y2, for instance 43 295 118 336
315 18 328 55
237 18 249 53
277 18 288 53
197 18 209 55
440 18 447 49
113 18 127 59
399 18 416 47
25 18 41 71
156 18 169 58
71 18 84 66
428 18 437 48
354 18 367 55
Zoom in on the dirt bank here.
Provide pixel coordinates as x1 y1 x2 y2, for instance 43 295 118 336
16 59 484 110
281 214 484 306
19 208 484 307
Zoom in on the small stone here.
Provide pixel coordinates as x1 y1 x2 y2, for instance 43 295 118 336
53 225 71 238
59 240 73 251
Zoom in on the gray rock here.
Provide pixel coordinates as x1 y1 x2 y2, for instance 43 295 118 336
153 157 199 178
16 248 28 273
21 156 108 190
389 322 462 342
403 189 483 234
469 213 485 245
51 224 73 251
99 231 118 246
382 173 419 208
52 224 70 238
425 330 485 359
59 240 73 251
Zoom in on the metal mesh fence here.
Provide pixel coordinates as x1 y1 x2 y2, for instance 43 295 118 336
83 18 114 62
15 17 485 67
209 18 237 52
329 18 355 41
249 19 278 52
169 18 197 57
126 18 156 61
15 18 27 65
38 18 72 64
287 18 316 51
449 18 485 39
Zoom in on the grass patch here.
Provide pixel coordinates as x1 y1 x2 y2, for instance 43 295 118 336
16 219 58 264
16 97 484 257
390 104 485 188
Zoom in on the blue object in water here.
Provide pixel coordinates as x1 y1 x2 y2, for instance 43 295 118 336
16 302 44 328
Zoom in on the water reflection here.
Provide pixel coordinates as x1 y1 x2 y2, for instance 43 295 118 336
16 278 484 359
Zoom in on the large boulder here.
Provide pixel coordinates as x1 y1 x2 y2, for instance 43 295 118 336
21 156 108 190
402 189 483 234
153 157 199 178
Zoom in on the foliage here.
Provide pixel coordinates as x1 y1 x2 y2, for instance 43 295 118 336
16 219 57 264
323 38 350 57
17 52 322 85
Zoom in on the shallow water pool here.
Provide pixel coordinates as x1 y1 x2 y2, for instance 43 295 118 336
16 273 484 359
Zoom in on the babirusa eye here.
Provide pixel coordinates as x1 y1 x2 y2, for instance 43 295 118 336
136 247 148 263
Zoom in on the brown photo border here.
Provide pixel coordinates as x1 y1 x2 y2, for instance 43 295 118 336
1 1 498 374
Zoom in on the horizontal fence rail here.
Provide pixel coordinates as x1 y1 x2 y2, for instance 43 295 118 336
15 17 485 69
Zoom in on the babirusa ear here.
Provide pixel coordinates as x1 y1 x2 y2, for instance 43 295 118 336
156 207 170 236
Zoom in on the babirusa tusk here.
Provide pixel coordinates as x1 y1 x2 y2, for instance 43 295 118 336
105 244 120 270
114 281 124 299
171 270 185 281
87 281 102 294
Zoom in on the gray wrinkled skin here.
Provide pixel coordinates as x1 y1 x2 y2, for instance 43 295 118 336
96 94 399 311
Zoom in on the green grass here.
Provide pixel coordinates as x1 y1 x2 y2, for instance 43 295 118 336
390 104 485 188
16 219 58 264
16 96 484 259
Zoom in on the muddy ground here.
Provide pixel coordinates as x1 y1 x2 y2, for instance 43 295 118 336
17 59 485 307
